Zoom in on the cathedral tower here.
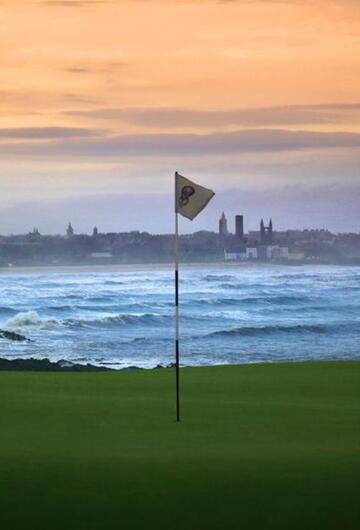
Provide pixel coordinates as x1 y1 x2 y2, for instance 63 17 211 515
66 222 74 238
219 212 228 236
260 219 273 244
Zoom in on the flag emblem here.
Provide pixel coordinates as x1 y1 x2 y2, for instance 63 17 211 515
175 172 215 220
179 185 195 207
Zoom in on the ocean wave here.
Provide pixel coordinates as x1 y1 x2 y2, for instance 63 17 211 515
191 295 309 307
207 324 327 338
64 312 170 328
274 273 313 280
87 295 114 302
4 311 60 331
123 336 172 345
219 282 244 289
44 305 74 312
60 301 169 313
204 274 236 282
0 306 18 316
191 297 240 306
253 295 309 305
3 310 164 332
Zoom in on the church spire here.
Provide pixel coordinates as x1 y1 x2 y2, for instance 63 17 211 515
219 212 228 236
66 222 74 238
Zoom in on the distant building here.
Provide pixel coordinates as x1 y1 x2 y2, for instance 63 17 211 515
235 215 244 239
257 245 289 261
257 245 268 260
219 212 228 236
93 226 99 237
223 215 285 261
246 247 258 260
27 227 41 241
288 251 305 261
260 219 273 244
279 247 289 259
66 222 74 238
224 250 246 261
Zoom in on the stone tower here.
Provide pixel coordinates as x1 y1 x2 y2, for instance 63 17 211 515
219 212 228 236
260 219 273 244
235 215 244 239
66 222 74 238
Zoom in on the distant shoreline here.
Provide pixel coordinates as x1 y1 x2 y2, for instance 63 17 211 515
1 260 359 274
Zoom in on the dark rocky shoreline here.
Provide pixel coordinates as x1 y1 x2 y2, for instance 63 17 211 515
0 329 31 342
0 357 113 372
0 357 175 372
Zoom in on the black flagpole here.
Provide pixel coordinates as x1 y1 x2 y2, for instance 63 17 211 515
175 172 180 422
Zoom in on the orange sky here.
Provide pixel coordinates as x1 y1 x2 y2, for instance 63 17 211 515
0 0 359 232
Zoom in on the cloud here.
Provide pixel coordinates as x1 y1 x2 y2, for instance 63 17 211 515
40 1 109 7
0 90 99 111
66 103 360 128
0 127 104 140
38 0 360 5
65 67 90 73
1 129 360 157
62 62 126 75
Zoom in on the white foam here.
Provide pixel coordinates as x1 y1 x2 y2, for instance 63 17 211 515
4 310 60 331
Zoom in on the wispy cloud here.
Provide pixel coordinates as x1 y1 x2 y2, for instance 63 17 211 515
66 104 360 128
0 90 99 111
1 129 360 156
65 67 90 73
40 1 109 7
62 62 126 75
38 0 360 5
0 127 104 140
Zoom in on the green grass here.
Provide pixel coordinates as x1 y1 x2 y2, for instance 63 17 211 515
1 361 359 530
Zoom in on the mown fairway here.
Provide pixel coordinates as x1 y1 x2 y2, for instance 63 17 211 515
1 362 359 530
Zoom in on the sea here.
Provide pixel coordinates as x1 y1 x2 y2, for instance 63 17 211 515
0 264 360 369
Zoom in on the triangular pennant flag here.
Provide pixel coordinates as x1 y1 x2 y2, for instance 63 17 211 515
175 172 215 220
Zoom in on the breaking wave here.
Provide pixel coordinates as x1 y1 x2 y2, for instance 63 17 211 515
208 324 327 337
65 313 169 328
4 311 60 331
2 310 171 332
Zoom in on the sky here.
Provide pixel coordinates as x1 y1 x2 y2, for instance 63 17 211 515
0 0 360 234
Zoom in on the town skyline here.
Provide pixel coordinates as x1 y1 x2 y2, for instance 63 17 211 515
1 210 359 239
1 210 359 267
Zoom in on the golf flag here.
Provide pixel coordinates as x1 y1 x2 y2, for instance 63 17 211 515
175 172 215 220
173 171 214 422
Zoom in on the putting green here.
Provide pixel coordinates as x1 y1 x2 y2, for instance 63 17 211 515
1 361 359 530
